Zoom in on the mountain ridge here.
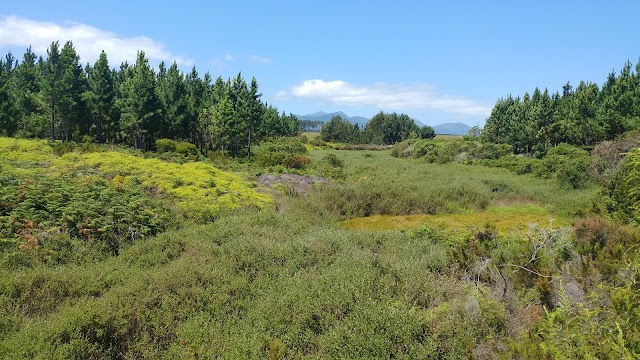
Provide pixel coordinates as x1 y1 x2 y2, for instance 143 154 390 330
297 111 473 135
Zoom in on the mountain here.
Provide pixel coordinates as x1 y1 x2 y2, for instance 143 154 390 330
348 116 369 127
432 123 472 136
297 111 350 122
296 111 368 127
297 111 427 129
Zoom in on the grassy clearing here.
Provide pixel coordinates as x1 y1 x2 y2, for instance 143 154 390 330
309 149 599 219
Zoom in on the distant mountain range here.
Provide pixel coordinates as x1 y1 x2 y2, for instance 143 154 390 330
297 111 474 136
296 111 369 127
432 123 472 136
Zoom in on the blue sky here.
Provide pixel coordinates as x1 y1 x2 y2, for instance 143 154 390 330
1 0 638 126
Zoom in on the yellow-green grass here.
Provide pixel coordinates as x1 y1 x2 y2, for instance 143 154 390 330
341 204 569 234
0 138 272 219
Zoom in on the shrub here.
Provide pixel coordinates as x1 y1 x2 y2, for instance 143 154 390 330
475 155 536 174
156 139 177 153
390 139 414 158
589 131 640 184
255 138 311 169
323 154 344 168
471 142 513 160
283 155 311 169
533 144 592 189
175 141 198 158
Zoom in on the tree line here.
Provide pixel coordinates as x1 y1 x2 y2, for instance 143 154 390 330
482 59 640 154
0 41 299 155
320 112 435 144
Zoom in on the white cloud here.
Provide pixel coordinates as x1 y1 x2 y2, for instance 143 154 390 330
0 15 193 66
279 79 491 117
249 54 271 64
224 53 234 61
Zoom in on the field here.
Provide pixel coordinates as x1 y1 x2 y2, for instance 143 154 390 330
0 138 637 359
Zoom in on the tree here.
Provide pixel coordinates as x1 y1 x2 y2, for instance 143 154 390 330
57 41 88 141
116 51 162 149
419 125 436 139
0 52 18 136
364 111 419 144
10 47 44 137
246 77 263 160
42 41 61 141
86 51 115 143
320 115 356 143
157 61 187 140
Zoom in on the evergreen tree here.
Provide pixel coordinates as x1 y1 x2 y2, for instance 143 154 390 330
116 51 162 149
157 61 187 139
0 52 18 136
42 41 61 141
86 51 115 143
10 47 44 137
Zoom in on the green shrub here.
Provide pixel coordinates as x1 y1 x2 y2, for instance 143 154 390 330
475 155 536 174
155 138 177 153
323 154 344 168
390 139 414 158
283 155 311 169
255 138 310 168
532 144 592 189
471 142 513 160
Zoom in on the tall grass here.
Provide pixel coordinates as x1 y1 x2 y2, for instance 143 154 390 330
309 149 599 219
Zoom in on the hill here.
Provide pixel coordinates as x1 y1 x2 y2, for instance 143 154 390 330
433 122 472 135
297 111 425 128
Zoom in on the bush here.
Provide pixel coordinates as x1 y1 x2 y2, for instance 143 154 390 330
323 154 344 168
475 155 536 174
471 143 513 160
156 138 177 153
533 144 592 189
175 141 198 158
283 155 311 169
390 139 414 158
255 138 311 169
589 131 640 184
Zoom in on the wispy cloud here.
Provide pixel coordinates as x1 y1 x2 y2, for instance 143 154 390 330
211 52 235 70
276 79 491 117
249 54 271 64
0 15 193 66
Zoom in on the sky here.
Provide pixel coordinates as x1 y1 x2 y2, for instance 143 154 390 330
0 0 639 127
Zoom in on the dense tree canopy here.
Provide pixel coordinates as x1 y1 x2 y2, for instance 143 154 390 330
482 59 640 154
318 111 432 145
0 41 299 153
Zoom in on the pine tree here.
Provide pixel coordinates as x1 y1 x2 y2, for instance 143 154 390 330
0 52 18 136
58 41 88 141
42 41 61 141
86 51 115 143
116 51 162 149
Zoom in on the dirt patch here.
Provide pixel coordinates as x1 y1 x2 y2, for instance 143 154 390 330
258 174 329 194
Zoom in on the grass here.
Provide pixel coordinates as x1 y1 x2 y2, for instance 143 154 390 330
309 149 599 219
341 204 569 233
